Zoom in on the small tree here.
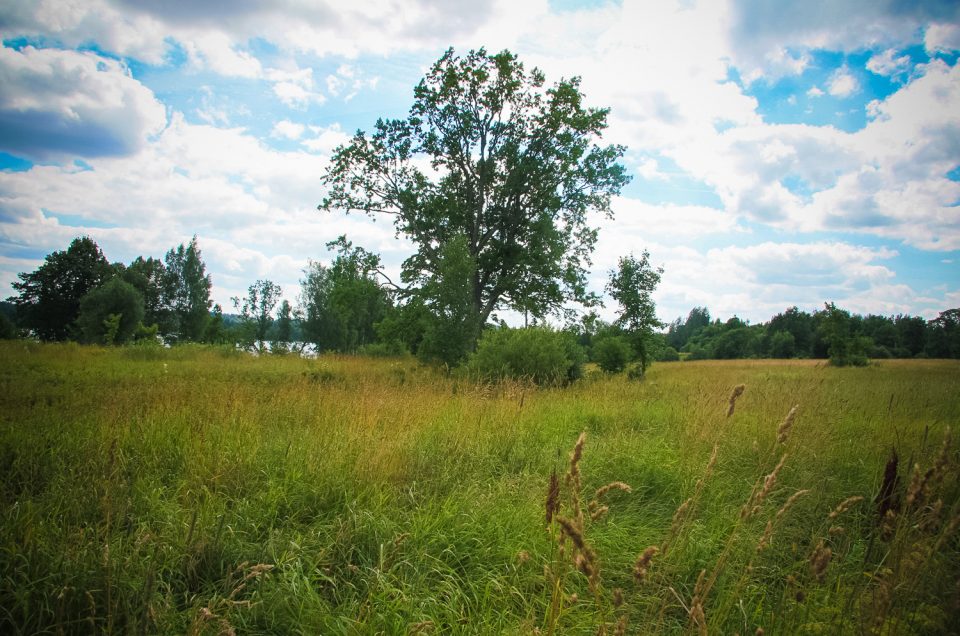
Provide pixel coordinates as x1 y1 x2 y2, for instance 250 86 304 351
273 299 294 353
76 278 145 345
606 251 663 371
819 302 869 366
123 256 170 333
164 236 212 343
592 334 633 373
233 280 281 353
299 238 392 353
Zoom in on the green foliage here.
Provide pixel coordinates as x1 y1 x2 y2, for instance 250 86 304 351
271 299 294 353
0 310 17 340
666 306 710 351
299 237 392 353
233 279 282 352
76 277 145 345
415 235 481 366
163 236 212 343
926 308 960 358
820 302 871 366
655 345 680 362
606 251 663 372
321 47 630 329
133 321 160 343
467 326 585 385
768 330 796 358
10 236 113 340
713 325 758 359
592 334 633 373
122 256 170 333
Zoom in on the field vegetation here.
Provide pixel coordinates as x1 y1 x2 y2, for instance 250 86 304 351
2 342 958 634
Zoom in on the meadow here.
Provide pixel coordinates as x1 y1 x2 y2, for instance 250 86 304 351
1 341 958 634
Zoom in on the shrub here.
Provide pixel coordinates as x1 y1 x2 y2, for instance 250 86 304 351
656 345 680 362
592 335 633 373
76 278 145 345
467 326 585 385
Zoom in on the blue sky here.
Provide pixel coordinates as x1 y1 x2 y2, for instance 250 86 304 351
0 0 958 324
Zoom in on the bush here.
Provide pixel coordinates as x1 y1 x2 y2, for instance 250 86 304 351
592 335 633 373
655 345 680 362
467 327 585 386
76 278 145 345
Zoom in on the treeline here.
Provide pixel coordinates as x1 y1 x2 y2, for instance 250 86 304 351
654 304 960 365
3 236 666 382
4 236 218 345
2 235 316 352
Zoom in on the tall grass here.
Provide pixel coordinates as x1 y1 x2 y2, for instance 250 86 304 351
0 343 957 633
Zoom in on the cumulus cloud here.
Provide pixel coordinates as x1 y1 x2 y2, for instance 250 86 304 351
0 46 167 160
271 120 305 140
925 22 960 52
0 111 402 308
266 67 325 108
866 49 912 76
826 66 860 97
727 0 960 80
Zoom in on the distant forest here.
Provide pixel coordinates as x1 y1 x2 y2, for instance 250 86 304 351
3 236 959 371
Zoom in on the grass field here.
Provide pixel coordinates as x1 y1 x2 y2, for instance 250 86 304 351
1 342 958 634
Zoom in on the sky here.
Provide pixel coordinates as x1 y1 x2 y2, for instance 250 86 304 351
0 0 958 326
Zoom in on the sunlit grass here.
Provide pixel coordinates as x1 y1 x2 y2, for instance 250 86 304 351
1 343 957 633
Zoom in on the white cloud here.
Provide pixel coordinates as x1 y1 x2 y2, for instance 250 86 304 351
0 45 167 160
180 31 262 78
301 124 351 155
806 86 825 97
325 64 379 101
925 22 960 53
266 67 325 108
727 0 960 80
271 120 305 140
826 66 859 97
866 49 912 76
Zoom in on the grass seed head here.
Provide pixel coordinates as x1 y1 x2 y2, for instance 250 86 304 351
828 496 864 519
633 546 658 584
727 384 746 417
594 481 632 499
876 447 900 521
546 469 560 526
777 405 798 444
809 539 832 583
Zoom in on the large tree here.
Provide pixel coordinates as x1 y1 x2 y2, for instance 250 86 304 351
10 236 113 340
321 48 630 341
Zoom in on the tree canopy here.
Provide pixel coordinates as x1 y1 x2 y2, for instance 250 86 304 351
10 236 113 341
163 236 212 342
321 47 630 344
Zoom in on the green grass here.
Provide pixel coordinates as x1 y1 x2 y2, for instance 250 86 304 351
1 343 958 634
